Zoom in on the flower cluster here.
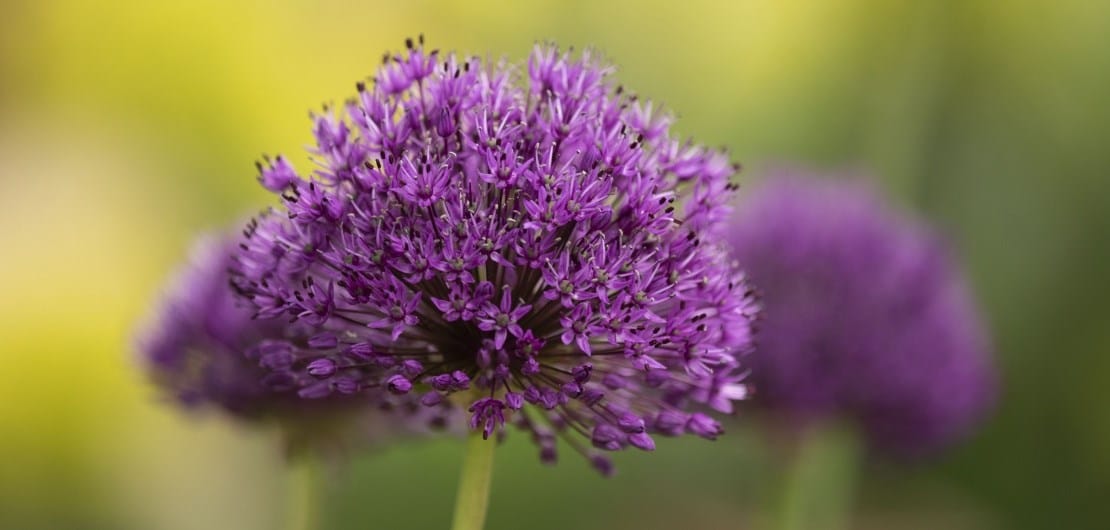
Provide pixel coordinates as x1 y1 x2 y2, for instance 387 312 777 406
231 38 759 472
726 174 996 455
138 234 447 450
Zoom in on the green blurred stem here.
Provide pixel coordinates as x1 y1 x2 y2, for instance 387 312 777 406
776 424 861 530
450 430 496 530
286 455 320 530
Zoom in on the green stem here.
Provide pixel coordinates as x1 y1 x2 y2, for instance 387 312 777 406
286 455 320 530
450 430 497 530
776 424 861 530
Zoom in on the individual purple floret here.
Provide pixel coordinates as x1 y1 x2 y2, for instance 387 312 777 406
726 173 996 455
230 37 759 472
137 234 451 450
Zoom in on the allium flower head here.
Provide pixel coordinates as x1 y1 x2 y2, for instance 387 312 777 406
231 38 759 472
138 234 441 451
726 173 996 455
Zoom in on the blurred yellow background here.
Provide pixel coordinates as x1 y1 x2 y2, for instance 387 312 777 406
2 1 1108 528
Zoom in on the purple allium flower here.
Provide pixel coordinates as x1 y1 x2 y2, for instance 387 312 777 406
726 173 997 455
137 234 450 450
230 38 759 472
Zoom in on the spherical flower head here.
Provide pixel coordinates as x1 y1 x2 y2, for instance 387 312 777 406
726 173 997 456
137 233 448 452
231 39 759 472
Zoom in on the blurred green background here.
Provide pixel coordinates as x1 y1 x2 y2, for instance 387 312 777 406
1 0 1107 528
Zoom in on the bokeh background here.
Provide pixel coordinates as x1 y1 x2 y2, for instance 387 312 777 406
2 0 1107 528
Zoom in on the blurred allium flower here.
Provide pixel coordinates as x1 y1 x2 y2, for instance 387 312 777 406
138 234 441 451
230 38 759 472
727 174 996 455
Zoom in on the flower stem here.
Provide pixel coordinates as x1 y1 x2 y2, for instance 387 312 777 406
286 455 320 530
450 430 496 530
776 424 860 530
